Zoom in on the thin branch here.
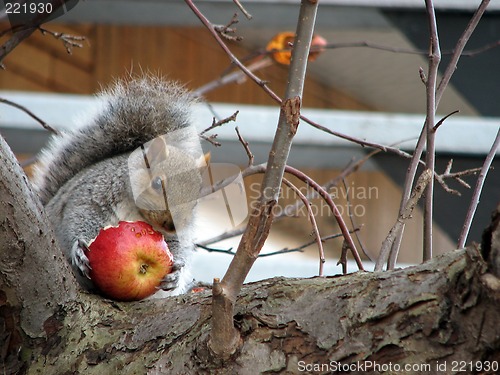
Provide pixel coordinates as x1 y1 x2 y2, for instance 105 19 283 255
282 177 325 276
195 0 320 358
337 240 349 275
435 162 483 196
199 133 221 147
269 231 359 258
436 0 491 102
342 178 371 262
197 226 245 248
284 165 364 271
199 230 360 261
38 26 86 54
457 128 500 248
200 111 239 135
213 13 242 42
0 26 37 67
0 97 59 135
200 137 413 247
423 0 441 262
433 110 459 132
232 0 252 20
376 169 433 271
0 0 72 66
257 248 304 257
388 0 489 267
185 0 416 159
193 58 273 98
194 35 500 99
315 39 500 58
235 126 254 167
184 1 282 102
196 244 234 253
199 111 239 146
259 38 500 63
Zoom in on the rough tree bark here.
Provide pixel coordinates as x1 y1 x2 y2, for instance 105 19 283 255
2 136 500 374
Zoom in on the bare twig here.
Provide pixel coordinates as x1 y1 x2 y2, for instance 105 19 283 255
199 230 360 261
195 34 500 99
257 248 303 257
213 13 242 42
342 178 371 262
433 110 459 132
38 26 86 54
268 230 359 258
0 0 73 66
232 0 252 20
201 111 239 135
0 97 59 135
193 58 273 97
423 0 441 262
197 226 246 248
435 161 482 196
388 0 489 267
235 126 254 167
284 165 364 271
200 134 221 147
196 244 234 253
376 169 433 271
259 38 500 63
195 0 320 358
318 39 500 58
337 240 349 275
200 137 413 248
457 128 500 248
199 111 239 146
282 177 325 276
185 0 417 159
185 0 282 102
0 27 37 67
436 0 491 101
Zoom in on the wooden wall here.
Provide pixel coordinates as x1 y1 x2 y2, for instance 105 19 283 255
0 22 370 110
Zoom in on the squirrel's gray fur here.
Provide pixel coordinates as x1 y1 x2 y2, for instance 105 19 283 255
32 75 202 298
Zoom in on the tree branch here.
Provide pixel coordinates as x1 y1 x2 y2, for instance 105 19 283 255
0 134 79 338
423 0 441 262
0 97 59 134
458 128 500 248
376 169 432 271
0 0 72 66
282 177 325 276
193 0 320 358
388 0 490 268
38 26 86 54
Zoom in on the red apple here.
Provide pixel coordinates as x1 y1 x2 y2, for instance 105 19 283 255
85 221 173 301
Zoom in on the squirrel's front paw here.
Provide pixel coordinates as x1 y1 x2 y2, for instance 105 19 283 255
159 259 185 291
71 239 92 279
159 272 180 291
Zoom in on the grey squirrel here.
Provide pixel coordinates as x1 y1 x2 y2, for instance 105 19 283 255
32 76 206 297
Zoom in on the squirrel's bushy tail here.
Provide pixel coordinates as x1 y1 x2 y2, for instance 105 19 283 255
32 75 197 205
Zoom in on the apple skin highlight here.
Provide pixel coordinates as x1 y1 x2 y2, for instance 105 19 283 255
85 221 173 301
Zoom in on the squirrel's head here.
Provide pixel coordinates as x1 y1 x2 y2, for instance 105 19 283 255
129 136 209 236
